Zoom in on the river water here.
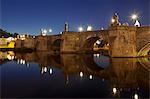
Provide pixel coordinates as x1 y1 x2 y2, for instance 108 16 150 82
0 51 149 98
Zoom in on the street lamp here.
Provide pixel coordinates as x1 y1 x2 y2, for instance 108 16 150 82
131 14 138 20
87 26 93 31
78 27 83 32
49 29 52 33
131 13 140 27
41 29 47 36
111 18 115 23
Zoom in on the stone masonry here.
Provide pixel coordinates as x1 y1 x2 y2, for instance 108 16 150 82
15 26 150 57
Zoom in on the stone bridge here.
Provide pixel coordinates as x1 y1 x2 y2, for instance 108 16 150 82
15 26 150 57
60 26 150 57
108 26 150 57
136 26 150 56
61 30 109 53
35 34 61 51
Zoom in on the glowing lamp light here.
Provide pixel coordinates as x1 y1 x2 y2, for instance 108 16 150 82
22 60 25 65
113 88 117 94
12 56 14 60
7 37 14 42
87 26 93 31
41 67 48 74
80 72 83 77
96 40 101 45
49 68 53 74
44 67 47 72
78 27 83 32
20 59 23 64
17 59 20 64
42 33 46 36
111 18 115 23
49 29 52 33
43 29 47 33
42 29 47 36
7 55 14 60
96 54 100 57
134 94 138 99
131 14 138 20
89 75 93 80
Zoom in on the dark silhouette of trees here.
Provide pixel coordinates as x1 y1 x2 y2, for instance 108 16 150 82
0 28 19 38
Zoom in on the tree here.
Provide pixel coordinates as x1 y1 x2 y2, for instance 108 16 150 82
0 28 19 38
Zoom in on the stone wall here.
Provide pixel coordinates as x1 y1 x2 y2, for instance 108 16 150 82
15 38 35 49
15 39 22 49
35 35 61 51
24 38 35 49
61 32 80 53
108 26 137 57
61 30 109 53
136 26 150 51
35 36 48 51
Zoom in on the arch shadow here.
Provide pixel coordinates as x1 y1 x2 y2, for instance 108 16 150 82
52 39 63 52
81 54 105 71
81 36 108 52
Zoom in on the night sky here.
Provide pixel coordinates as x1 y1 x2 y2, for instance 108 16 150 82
1 0 149 35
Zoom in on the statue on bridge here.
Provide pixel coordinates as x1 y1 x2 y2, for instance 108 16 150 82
64 22 69 32
111 13 121 26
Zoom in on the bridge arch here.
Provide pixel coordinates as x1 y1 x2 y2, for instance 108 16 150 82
138 43 150 57
52 39 63 51
81 36 109 52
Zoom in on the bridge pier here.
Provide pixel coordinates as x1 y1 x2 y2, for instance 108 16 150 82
61 32 83 53
108 26 138 57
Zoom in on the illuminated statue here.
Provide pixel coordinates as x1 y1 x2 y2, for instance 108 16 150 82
40 28 47 36
111 13 120 26
64 22 69 32
134 20 141 27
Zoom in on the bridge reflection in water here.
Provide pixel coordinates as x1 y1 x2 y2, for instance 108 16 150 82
1 51 150 98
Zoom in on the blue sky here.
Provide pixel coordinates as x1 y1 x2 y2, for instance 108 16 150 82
1 0 149 35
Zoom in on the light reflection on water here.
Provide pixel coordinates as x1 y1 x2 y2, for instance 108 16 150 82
0 51 149 98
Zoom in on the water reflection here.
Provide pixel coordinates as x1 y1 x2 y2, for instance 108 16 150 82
0 51 15 65
113 87 117 94
1 51 149 98
134 93 138 99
